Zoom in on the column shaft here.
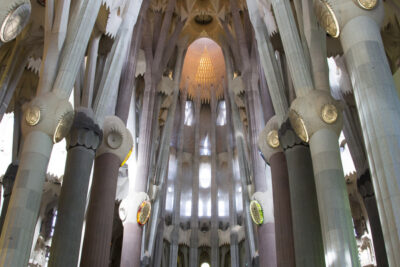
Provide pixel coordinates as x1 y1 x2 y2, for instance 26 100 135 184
49 111 100 267
341 15 400 266
269 152 295 266
190 95 201 267
310 129 360 266
80 153 120 267
0 131 52 266
280 121 325 266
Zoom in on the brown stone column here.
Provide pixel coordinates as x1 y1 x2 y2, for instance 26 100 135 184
80 153 120 267
258 116 295 267
269 152 295 266
80 116 132 267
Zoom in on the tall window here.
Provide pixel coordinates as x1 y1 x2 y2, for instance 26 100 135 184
200 134 211 155
184 101 194 126
216 100 227 125
199 162 211 188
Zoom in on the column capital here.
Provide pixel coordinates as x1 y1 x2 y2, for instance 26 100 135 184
278 117 308 150
96 115 133 165
258 115 282 163
314 0 383 39
21 92 74 143
66 108 102 151
288 90 343 143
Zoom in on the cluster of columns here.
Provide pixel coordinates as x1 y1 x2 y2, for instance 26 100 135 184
0 0 399 266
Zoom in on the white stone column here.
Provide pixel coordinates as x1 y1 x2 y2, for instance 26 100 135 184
268 0 360 265
329 0 400 264
190 93 201 267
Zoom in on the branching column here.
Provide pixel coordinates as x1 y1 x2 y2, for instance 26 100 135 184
230 0 276 265
0 1 102 265
190 93 201 267
269 0 360 265
223 48 257 265
210 88 219 267
169 88 187 267
330 1 400 264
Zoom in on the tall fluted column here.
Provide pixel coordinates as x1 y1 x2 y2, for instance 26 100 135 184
258 116 295 267
278 118 325 266
267 0 360 265
222 49 256 265
80 116 132 267
229 1 276 265
0 93 73 267
0 164 18 231
210 88 219 267
190 93 201 267
169 88 187 267
0 1 102 264
142 44 187 265
48 109 102 267
324 1 400 264
225 87 239 267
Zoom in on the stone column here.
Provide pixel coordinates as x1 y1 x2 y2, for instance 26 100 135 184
48 108 102 267
169 88 187 267
0 93 73 267
321 0 400 264
143 44 187 265
190 93 201 267
0 163 18 231
268 0 360 264
225 87 240 267
258 116 295 267
278 118 325 267
210 88 219 267
222 49 257 264
80 116 132 267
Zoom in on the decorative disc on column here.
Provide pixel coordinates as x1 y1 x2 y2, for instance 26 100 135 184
267 130 280 148
54 111 74 143
288 109 309 142
107 130 123 149
250 200 264 225
321 104 338 124
314 0 340 38
0 3 31 42
25 106 41 126
356 0 377 10
137 200 151 226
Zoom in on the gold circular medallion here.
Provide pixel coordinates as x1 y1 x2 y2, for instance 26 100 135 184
321 104 338 124
250 200 264 225
288 109 309 143
267 130 280 149
53 111 74 143
314 0 340 38
25 106 41 126
0 4 31 43
137 200 151 226
357 0 377 10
